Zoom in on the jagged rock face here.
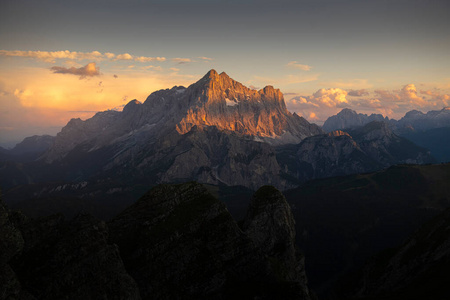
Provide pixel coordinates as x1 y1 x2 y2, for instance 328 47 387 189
242 186 310 300
8 213 141 300
348 121 435 166
277 130 378 182
322 108 388 132
295 132 374 178
323 107 450 133
42 69 322 163
44 110 121 162
109 182 311 300
175 70 322 144
277 122 434 183
143 126 286 190
396 107 450 131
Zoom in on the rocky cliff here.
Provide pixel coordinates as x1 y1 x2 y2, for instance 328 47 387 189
0 197 141 300
1 183 312 300
242 186 311 299
109 182 311 299
175 70 322 144
19 70 323 191
277 121 434 183
43 69 322 163
322 108 388 132
323 107 450 133
396 107 450 131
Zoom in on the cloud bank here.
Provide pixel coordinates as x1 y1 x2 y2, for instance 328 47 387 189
0 50 166 63
286 83 450 124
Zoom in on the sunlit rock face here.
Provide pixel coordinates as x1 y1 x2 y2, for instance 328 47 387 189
175 70 321 144
43 69 322 163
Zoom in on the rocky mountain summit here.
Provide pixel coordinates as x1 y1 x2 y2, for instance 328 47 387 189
43 69 322 163
322 107 450 163
5 70 321 191
396 107 450 131
0 71 440 214
323 107 450 133
1 183 312 300
322 108 388 133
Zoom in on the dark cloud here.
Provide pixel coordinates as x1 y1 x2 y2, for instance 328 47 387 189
51 62 100 79
348 89 369 97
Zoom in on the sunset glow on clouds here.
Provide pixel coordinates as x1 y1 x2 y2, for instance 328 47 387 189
0 53 200 146
286 84 450 124
0 50 166 64
1 0 449 147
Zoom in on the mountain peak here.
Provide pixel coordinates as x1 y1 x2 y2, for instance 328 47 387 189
203 69 219 80
175 70 323 142
338 108 357 115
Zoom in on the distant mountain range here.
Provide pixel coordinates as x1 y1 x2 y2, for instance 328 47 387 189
323 107 450 133
0 70 439 216
322 107 450 162
0 135 55 162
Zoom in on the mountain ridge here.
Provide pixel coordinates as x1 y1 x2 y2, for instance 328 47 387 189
43 69 322 163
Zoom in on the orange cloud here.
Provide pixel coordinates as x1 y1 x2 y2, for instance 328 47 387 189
0 50 104 63
115 53 133 60
198 57 213 61
286 88 349 123
51 62 100 79
0 65 198 146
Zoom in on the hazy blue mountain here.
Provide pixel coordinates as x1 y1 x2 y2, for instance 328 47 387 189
322 108 388 132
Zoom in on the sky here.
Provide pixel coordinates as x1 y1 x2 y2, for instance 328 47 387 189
1 0 449 147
